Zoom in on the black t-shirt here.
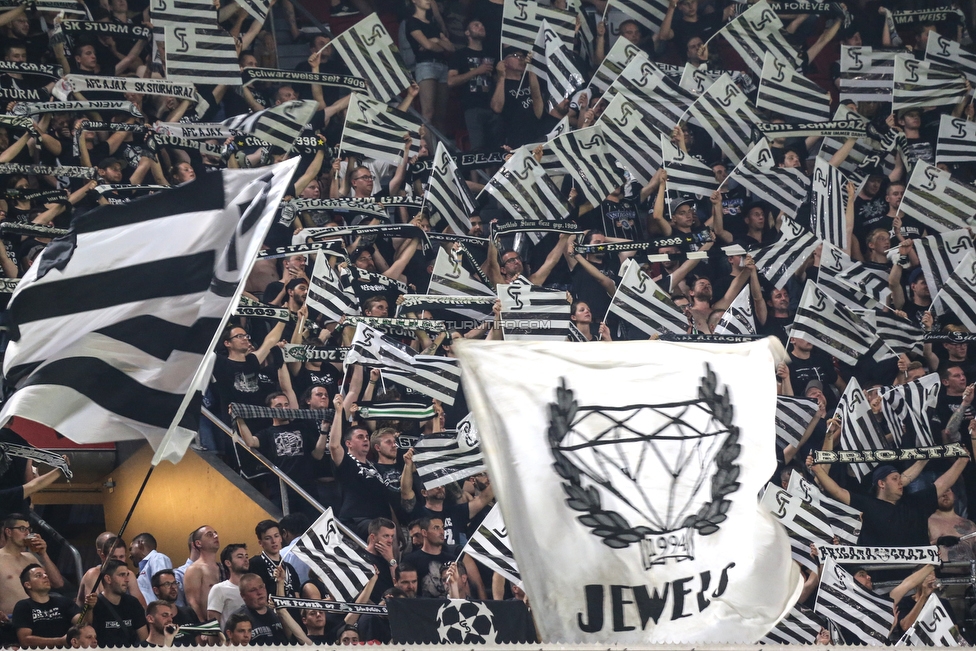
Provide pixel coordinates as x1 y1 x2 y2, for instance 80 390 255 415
248 554 301 599
235 606 287 646
601 198 645 240
789 348 838 396
334 453 393 522
416 502 471 547
291 363 343 400
212 354 264 412
499 79 541 148
406 17 446 64
255 422 320 489
849 484 938 546
172 605 200 647
471 0 504 58
402 548 454 597
450 47 496 111
92 593 148 648
671 13 723 49
902 131 937 168
12 596 78 639
570 264 617 330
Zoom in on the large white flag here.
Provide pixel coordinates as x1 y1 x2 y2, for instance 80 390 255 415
455 338 801 642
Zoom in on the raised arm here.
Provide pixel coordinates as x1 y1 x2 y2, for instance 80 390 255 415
528 234 570 285
253 321 286 364
328 393 346 466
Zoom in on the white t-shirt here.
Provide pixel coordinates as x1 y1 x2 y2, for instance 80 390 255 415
206 580 245 628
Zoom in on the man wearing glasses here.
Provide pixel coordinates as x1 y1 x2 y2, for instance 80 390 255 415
211 323 287 422
151 569 202 646
490 48 544 148
0 514 65 632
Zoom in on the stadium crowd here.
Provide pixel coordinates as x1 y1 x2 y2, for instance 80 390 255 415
0 0 973 643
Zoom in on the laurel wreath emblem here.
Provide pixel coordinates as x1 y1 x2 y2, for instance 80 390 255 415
547 363 742 549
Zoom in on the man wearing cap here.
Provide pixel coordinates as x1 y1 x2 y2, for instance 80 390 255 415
789 337 842 401
490 48 543 149
893 108 937 168
810 451 969 547
851 168 892 257
890 265 932 329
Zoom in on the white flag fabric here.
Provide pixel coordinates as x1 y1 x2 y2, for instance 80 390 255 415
685 73 762 164
880 373 941 448
221 100 317 151
662 136 717 198
424 141 474 235
926 33 976 83
165 26 240 85
786 470 861 545
306 253 359 322
501 0 575 57
481 147 569 222
1 160 299 464
836 376 890 481
291 508 374 602
587 37 646 96
756 52 831 122
815 559 893 645
899 160 976 233
750 217 818 289
330 13 412 103
412 414 485 488
893 54 968 111
454 337 801 643
760 483 833 572
936 114 976 164
498 284 571 340
775 396 819 449
548 125 624 205
932 250 976 332
458 504 522 588
713 285 755 336
790 280 884 365
900 593 961 646
915 228 974 295
603 0 668 38
340 93 423 164
607 258 687 335
839 46 898 103
598 93 665 186
811 157 848 251
714 1 803 77
762 606 824 645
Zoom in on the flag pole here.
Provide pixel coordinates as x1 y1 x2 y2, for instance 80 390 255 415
77 464 156 621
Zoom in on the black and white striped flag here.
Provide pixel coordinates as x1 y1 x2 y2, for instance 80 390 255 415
787 470 861 545
679 63 714 95
899 593 961 647
937 115 976 164
291 508 375 602
234 0 270 25
482 147 569 222
756 52 831 122
607 259 687 336
776 396 820 449
815 559 894 645
306 253 359 322
587 37 646 96
598 94 663 186
811 157 848 251
331 14 412 103
751 217 819 289
543 31 584 103
221 100 317 151
164 26 239 85
932 250 976 332
604 0 669 39
498 283 571 340
836 376 888 481
662 136 716 197
424 141 474 235
916 228 974 296
685 73 762 163
713 0 804 77
0 161 299 462
839 45 898 103
427 246 495 318
413 414 485 488
729 141 809 217
761 483 834 572
870 309 924 357
501 0 575 57
713 285 755 336
926 33 976 84
791 280 880 365
150 0 216 30
893 54 968 111
762 606 825 645
606 58 697 137
537 116 570 175
346 323 461 404
899 160 976 234
458 505 521 587
340 93 422 164
880 373 940 448
548 125 624 205
818 242 888 308
818 105 896 187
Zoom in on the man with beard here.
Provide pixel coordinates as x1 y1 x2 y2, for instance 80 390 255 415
151 570 200 646
760 287 794 346
928 488 976 562
402 517 454 597
207 544 250 629
401 467 494 547
486 234 570 286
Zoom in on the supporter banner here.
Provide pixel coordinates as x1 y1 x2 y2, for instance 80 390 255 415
242 67 366 92
0 222 68 238
819 545 940 565
94 184 169 195
5 189 67 203
344 267 409 295
755 120 867 140
357 401 435 420
891 8 956 24
413 415 485 487
387 598 535 644
154 135 221 156
289 136 335 157
0 87 46 101
0 441 72 479
924 332 976 342
235 296 292 321
813 442 969 464
61 20 150 40
0 278 19 293
229 403 334 421
0 61 62 79
410 149 507 176
575 230 711 253
60 75 202 102
168 620 221 635
0 115 34 130
15 100 142 117
301 223 429 249
256 242 345 260
658 333 766 342
28 0 88 13
81 121 146 133
281 345 347 363
344 316 445 337
155 122 235 140
398 294 496 314
270 596 388 616
427 232 490 245
490 220 580 238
